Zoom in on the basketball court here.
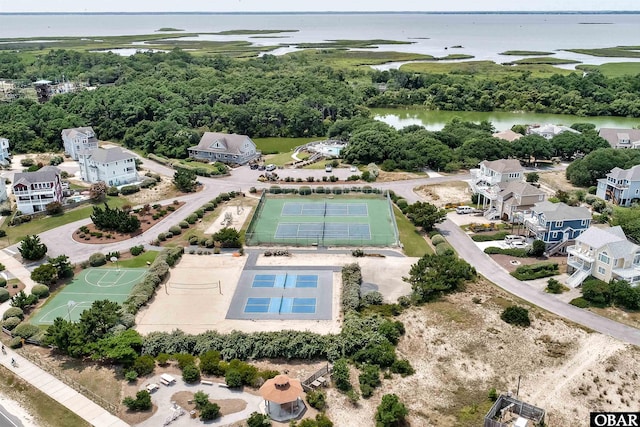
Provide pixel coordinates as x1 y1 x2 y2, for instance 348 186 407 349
30 268 147 325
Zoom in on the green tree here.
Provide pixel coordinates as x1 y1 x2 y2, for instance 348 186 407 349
94 330 143 366
132 354 156 376
193 391 210 410
610 280 640 310
375 394 408 427
48 255 74 279
30 263 58 285
18 235 48 260
525 172 540 183
182 364 201 383
10 291 38 310
211 227 242 248
123 390 152 411
173 168 197 192
500 306 531 327
199 350 222 375
43 317 84 356
199 402 220 421
332 358 351 392
529 239 546 257
404 201 447 231
581 278 611 307
306 390 326 410
404 254 476 303
79 300 122 342
247 412 271 427
45 201 63 215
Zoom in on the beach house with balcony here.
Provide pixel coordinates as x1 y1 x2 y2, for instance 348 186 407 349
524 201 591 255
188 132 260 165
495 181 546 221
566 226 640 288
596 165 640 207
62 127 99 160
598 128 640 149
469 159 524 219
0 137 10 165
527 124 580 140
12 166 63 214
77 147 138 186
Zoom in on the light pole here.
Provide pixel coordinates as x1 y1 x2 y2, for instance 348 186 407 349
67 300 76 322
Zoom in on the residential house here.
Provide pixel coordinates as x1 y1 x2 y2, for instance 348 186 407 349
596 164 640 207
12 166 63 214
188 132 260 165
566 226 640 288
78 147 138 186
527 124 580 140
524 201 592 255
492 129 523 142
61 127 99 160
495 181 546 221
598 128 640 149
469 159 524 219
0 137 10 165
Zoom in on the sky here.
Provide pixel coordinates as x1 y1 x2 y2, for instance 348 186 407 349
0 0 638 13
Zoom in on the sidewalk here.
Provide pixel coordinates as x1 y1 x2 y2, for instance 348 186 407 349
0 347 129 427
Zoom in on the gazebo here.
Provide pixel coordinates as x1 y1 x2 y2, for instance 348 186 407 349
259 374 306 422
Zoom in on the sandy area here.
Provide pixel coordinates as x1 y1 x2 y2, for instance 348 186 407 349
415 181 471 208
0 393 38 427
205 206 253 235
135 253 343 335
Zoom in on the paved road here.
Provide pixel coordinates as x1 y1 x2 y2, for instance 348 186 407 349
438 218 640 346
0 402 24 427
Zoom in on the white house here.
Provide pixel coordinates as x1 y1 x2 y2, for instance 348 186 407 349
566 226 640 288
61 127 98 160
598 128 640 149
0 137 10 165
469 159 525 219
596 164 640 207
527 124 580 140
12 166 63 214
78 147 138 186
492 129 523 142
188 132 260 165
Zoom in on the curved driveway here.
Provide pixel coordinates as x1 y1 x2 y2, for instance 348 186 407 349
438 218 640 346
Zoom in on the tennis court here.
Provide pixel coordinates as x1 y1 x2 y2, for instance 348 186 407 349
245 195 399 246
30 268 147 325
226 269 332 320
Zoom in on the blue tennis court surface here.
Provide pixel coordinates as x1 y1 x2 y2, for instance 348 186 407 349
275 223 371 240
281 202 368 217
244 297 317 314
252 274 318 288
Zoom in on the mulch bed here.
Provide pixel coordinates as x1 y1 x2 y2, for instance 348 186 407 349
490 254 567 273
72 201 185 244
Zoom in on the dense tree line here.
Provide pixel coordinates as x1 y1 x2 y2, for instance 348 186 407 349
566 148 640 187
368 68 640 117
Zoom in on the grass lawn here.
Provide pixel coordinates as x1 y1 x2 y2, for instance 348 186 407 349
576 62 640 77
109 251 158 268
0 365 90 427
400 60 574 78
0 196 129 246
394 206 433 257
264 151 297 166
253 137 319 154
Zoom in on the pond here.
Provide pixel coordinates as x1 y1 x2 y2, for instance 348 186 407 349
372 108 640 131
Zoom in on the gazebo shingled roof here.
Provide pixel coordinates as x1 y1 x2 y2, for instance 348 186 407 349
259 374 304 405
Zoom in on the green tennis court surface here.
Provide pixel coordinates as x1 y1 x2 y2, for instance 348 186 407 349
246 196 399 246
30 268 147 325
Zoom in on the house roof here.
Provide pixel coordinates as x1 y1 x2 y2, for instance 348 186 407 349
532 201 592 221
598 128 640 148
61 126 97 140
492 129 523 142
576 226 626 248
13 166 60 187
82 147 134 164
259 375 303 404
188 132 255 155
498 181 545 198
529 124 580 136
480 159 523 174
606 165 640 182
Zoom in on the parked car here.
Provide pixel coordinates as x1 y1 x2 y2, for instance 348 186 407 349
258 164 266 171
325 165 333 173
455 206 475 214
249 163 258 170
504 234 525 244
350 166 358 172
265 164 276 171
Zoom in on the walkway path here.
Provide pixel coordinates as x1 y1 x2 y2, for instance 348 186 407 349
0 347 128 427
438 218 640 346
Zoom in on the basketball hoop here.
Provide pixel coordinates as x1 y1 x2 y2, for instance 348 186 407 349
110 256 120 271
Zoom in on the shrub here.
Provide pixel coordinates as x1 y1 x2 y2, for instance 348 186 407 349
140 178 156 189
125 370 138 382
199 402 220 421
471 231 509 242
359 364 381 398
46 201 63 215
133 355 156 376
130 245 145 256
225 369 243 388
390 359 415 376
8 337 22 349
31 284 50 299
107 186 119 196
511 263 559 281
488 388 498 401
123 390 152 411
375 394 408 427
435 242 455 256
12 322 40 339
545 278 566 294
430 234 445 245
341 264 362 312
120 185 140 195
91 204 140 233
186 214 198 224
3 307 24 320
582 278 611 307
361 291 383 306
484 247 529 257
182 364 201 383
247 412 271 427
2 316 21 330
179 221 189 229
528 239 546 257
333 358 351 392
500 306 531 327
89 252 107 267
570 297 590 308
169 225 182 235
212 227 241 248
307 390 326 410
0 277 6 287
0 288 10 303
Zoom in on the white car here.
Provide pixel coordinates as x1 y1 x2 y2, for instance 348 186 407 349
265 164 276 171
455 206 474 214
350 166 358 172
